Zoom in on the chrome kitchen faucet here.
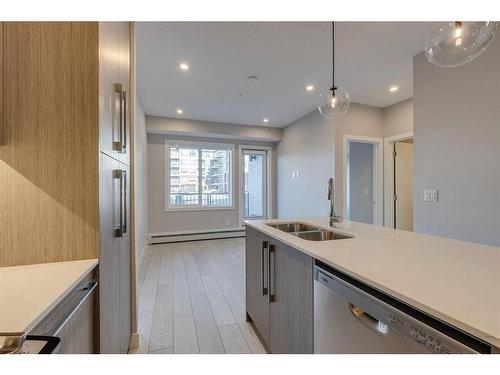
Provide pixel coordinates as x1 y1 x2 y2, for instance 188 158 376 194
328 178 342 226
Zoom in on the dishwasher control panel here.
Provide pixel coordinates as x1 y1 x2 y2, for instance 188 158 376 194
384 312 460 354
385 313 457 353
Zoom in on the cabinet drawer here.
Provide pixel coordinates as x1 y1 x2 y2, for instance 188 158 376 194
30 267 99 354
53 282 98 354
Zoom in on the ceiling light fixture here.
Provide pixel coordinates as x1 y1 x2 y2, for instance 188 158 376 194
179 63 189 71
425 21 497 68
306 85 315 92
263 118 269 123
318 22 350 119
389 86 399 92
176 109 183 114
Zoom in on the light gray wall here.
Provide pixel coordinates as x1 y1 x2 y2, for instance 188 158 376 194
276 110 334 218
413 36 500 247
383 98 414 137
134 97 149 257
148 130 275 234
147 115 282 142
276 103 384 219
349 142 374 224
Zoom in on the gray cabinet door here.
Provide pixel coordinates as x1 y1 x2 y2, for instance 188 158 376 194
269 239 314 353
99 154 131 353
245 226 270 348
99 22 130 166
118 158 131 353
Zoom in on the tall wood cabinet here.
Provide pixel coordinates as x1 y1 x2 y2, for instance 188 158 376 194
0 22 132 354
245 226 314 353
98 21 132 354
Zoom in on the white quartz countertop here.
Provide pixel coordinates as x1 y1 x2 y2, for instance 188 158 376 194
245 218 500 348
0 258 98 333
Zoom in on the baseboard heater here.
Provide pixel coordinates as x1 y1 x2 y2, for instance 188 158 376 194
149 227 245 244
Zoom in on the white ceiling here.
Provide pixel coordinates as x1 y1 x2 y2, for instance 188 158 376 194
136 22 437 128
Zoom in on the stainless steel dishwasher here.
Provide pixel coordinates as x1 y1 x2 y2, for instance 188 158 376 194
314 261 493 354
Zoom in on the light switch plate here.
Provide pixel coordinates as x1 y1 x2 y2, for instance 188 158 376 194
424 189 439 202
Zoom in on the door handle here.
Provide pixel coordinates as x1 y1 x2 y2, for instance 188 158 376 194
113 169 126 237
349 303 388 335
112 83 126 153
261 241 268 296
269 243 276 303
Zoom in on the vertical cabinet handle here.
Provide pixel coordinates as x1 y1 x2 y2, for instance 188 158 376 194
121 89 127 153
113 169 126 237
261 241 268 296
122 169 127 234
269 243 276 303
112 83 127 153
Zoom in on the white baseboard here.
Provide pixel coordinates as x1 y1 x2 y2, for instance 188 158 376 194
128 332 140 351
149 227 245 244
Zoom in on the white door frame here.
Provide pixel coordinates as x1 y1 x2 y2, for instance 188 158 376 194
343 135 384 225
238 145 273 227
383 132 413 228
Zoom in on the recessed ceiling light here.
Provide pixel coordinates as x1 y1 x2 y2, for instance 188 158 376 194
176 108 184 114
263 118 269 123
306 85 314 92
179 63 189 71
389 85 399 92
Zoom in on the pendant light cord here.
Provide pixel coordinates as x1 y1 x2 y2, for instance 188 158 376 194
331 21 337 94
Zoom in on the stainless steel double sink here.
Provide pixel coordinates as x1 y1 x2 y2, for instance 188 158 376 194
266 222 353 241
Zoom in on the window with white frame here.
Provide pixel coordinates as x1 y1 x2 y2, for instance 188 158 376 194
165 140 234 210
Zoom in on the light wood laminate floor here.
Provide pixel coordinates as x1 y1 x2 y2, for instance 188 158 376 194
130 238 266 354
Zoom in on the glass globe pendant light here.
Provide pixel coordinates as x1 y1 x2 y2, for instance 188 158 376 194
425 21 497 68
318 21 350 119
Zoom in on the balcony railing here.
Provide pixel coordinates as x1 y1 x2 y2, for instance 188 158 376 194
170 192 232 206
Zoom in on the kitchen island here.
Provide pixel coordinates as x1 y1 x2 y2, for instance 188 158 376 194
245 218 500 353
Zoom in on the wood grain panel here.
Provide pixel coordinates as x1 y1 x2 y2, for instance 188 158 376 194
0 22 100 266
98 22 130 165
245 226 270 347
269 239 314 354
0 22 3 145
54 283 98 354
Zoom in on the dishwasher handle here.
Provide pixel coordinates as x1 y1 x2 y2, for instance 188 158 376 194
349 303 388 335
316 269 389 336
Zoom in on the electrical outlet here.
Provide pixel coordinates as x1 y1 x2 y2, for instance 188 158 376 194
424 189 439 202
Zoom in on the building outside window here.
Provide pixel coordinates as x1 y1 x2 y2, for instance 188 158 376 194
165 140 234 210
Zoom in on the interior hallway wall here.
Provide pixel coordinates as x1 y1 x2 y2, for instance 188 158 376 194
413 36 500 246
383 98 414 137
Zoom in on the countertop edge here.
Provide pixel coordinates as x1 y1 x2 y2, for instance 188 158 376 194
23 258 99 334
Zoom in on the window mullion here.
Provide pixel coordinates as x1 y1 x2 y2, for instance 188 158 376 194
198 147 203 207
